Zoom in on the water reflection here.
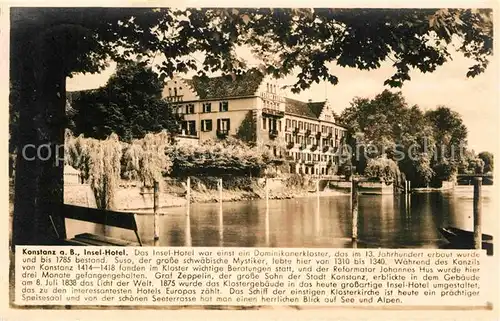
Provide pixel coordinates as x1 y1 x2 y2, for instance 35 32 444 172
65 186 495 249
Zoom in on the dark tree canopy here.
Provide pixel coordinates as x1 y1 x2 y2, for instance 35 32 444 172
478 151 494 173
338 90 472 187
70 62 180 141
11 8 494 93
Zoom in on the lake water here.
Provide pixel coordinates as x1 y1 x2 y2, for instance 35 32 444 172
65 185 497 248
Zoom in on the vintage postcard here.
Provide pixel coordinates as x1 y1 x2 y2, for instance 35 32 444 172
2 2 499 321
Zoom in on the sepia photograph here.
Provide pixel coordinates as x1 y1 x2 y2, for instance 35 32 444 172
5 5 498 314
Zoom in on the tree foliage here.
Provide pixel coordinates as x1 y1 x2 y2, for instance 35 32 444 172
364 157 401 185
12 8 494 92
478 151 493 173
65 131 122 209
167 137 279 177
70 62 180 141
338 90 471 187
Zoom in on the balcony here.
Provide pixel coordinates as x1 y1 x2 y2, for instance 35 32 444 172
286 141 295 149
269 129 279 139
293 127 299 135
327 133 333 139
305 129 311 136
315 132 322 139
262 108 285 118
323 145 330 153
311 145 318 152
299 143 306 150
216 130 229 138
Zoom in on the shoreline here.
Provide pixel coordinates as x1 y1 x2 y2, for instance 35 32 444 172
125 189 351 213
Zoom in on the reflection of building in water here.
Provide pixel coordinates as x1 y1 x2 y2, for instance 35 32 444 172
163 69 347 176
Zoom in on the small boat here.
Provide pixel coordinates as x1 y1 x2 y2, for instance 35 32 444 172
438 226 493 246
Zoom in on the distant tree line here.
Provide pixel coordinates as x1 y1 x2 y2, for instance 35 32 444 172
337 90 493 188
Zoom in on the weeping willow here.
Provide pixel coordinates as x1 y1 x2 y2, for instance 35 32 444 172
65 131 122 209
123 130 172 188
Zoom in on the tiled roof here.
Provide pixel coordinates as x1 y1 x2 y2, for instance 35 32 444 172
285 98 326 119
183 69 265 99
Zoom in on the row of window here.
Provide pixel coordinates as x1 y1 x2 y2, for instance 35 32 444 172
180 119 231 135
262 117 282 131
176 101 229 114
285 119 343 136
288 151 337 163
293 166 333 175
285 133 339 147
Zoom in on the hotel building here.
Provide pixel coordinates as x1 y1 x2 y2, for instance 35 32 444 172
163 69 347 175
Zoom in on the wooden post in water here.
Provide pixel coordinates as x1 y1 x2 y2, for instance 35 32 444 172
153 181 160 245
185 177 192 247
186 177 191 216
218 178 223 244
265 178 269 202
351 178 359 241
473 177 482 250
264 177 270 246
265 205 270 247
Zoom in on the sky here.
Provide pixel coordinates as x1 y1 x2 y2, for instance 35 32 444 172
66 47 498 154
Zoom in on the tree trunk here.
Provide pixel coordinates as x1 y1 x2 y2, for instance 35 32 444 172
11 31 67 250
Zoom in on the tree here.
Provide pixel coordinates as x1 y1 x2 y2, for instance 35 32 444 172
364 157 400 184
338 90 437 187
70 62 180 141
10 8 493 246
478 151 494 173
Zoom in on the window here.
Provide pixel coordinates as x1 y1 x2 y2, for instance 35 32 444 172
262 117 267 130
202 103 212 113
186 104 195 114
168 88 172 96
181 120 196 136
278 120 282 131
217 118 230 132
292 120 297 128
174 87 178 96
201 119 213 132
219 101 229 112
299 121 303 129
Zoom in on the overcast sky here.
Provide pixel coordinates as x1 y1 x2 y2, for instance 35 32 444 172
67 48 497 154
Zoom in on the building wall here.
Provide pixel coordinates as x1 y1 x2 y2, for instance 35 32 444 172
284 114 346 175
163 75 347 176
175 97 259 142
